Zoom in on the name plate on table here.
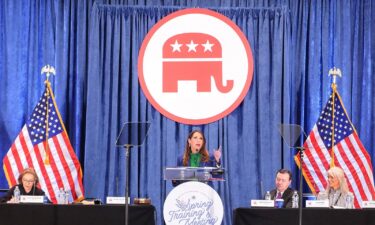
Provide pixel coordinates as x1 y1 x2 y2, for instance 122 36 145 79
250 200 275 207
106 196 130 204
20 195 44 203
306 200 329 208
362 201 375 208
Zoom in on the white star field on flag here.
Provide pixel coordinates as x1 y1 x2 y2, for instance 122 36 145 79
316 95 352 148
27 90 62 145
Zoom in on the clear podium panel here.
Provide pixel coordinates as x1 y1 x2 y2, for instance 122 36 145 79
164 167 225 181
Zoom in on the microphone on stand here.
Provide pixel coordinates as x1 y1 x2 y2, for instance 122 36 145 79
32 181 36 195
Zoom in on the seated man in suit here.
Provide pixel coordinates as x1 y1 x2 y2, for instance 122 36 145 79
269 168 296 208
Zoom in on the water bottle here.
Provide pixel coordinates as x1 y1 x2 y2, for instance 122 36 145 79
345 193 354 209
292 191 299 208
265 191 271 200
14 186 21 203
58 188 65 204
64 190 69 204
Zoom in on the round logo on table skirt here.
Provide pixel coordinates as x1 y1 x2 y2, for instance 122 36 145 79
163 181 223 225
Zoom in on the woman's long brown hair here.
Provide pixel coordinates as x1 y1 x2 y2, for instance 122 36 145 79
182 130 209 166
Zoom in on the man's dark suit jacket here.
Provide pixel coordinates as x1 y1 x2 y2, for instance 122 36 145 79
270 187 296 208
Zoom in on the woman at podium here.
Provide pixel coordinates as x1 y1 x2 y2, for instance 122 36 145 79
172 130 221 186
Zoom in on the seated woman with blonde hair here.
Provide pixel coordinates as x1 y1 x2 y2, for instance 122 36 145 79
0 168 48 203
317 166 353 208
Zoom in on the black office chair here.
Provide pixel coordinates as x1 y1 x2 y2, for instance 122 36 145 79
0 189 9 199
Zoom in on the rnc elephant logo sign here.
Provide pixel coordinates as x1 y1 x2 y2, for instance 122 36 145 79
138 8 253 125
162 33 233 94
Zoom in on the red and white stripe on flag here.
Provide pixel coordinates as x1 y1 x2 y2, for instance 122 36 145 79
295 91 375 208
2 84 84 203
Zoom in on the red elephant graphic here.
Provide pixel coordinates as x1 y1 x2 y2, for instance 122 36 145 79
162 33 233 93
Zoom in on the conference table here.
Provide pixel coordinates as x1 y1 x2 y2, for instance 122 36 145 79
0 203 156 225
233 207 375 225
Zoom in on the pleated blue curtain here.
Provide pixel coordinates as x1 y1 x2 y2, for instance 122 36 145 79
290 0 375 151
102 0 286 7
0 0 93 186
85 4 290 225
1 1 375 225
288 0 375 193
0 0 56 142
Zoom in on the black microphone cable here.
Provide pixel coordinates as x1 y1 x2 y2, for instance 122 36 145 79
32 181 36 195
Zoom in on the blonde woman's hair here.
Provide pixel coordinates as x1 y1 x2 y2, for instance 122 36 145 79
324 166 349 194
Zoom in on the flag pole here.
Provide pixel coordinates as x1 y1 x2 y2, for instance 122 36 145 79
41 65 56 164
328 67 342 168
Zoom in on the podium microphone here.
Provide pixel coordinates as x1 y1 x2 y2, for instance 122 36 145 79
32 181 36 195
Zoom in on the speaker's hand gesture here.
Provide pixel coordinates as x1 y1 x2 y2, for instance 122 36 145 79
213 146 222 162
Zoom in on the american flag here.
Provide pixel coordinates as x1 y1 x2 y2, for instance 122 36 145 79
3 82 84 203
295 90 375 208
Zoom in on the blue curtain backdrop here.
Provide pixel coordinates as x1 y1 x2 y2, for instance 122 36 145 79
85 4 290 225
0 1 374 225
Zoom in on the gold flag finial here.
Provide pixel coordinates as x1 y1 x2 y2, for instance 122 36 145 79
41 65 56 81
328 67 342 85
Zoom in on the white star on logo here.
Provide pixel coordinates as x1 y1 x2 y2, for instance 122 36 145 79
170 40 182 52
202 40 214 52
186 40 198 52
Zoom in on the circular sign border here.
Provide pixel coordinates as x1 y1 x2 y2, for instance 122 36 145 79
163 181 224 225
138 8 253 125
